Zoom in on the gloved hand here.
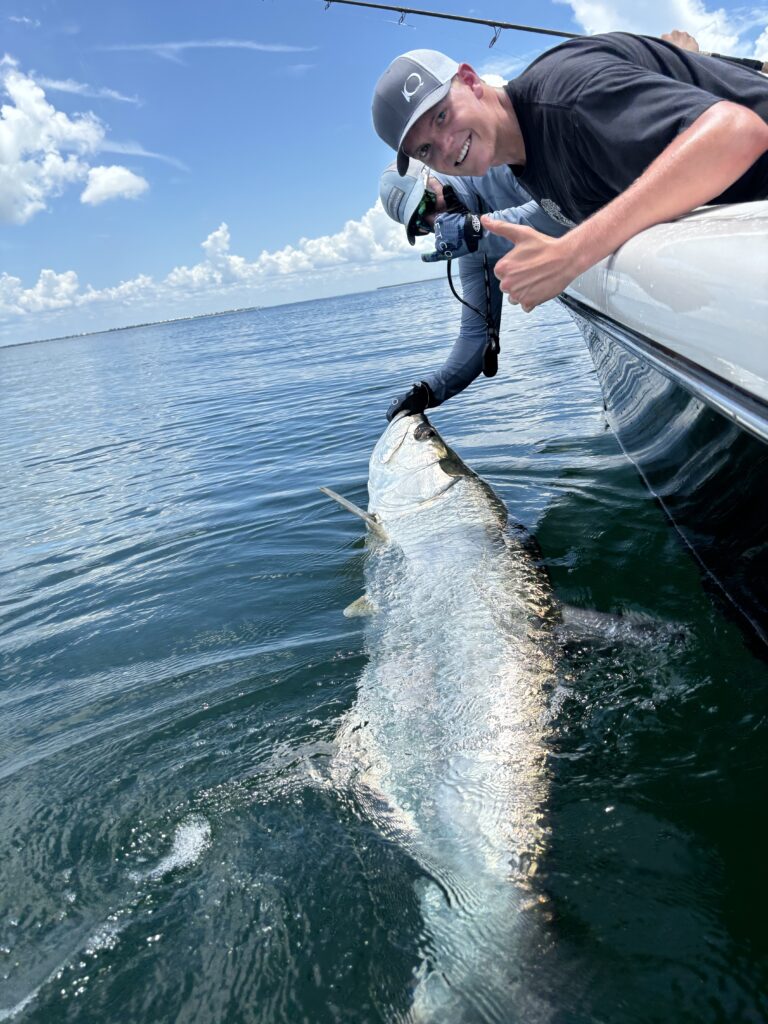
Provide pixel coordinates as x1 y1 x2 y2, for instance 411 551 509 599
421 213 484 263
386 381 435 421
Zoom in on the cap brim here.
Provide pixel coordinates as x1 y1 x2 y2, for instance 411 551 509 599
402 163 429 244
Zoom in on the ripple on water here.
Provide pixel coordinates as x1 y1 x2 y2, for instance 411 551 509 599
1 288 767 1023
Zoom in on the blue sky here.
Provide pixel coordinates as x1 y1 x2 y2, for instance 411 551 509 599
1 0 767 345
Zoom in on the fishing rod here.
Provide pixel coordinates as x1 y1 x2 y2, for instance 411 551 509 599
323 0 768 70
323 0 578 45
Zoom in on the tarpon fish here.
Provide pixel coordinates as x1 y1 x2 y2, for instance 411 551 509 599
324 413 556 1023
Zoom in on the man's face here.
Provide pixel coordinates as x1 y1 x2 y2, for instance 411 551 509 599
402 68 495 177
408 177 445 237
426 178 447 224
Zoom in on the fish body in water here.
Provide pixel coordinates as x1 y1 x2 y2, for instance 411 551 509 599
333 414 556 1023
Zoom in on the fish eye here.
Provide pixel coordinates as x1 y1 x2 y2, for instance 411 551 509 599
414 422 436 441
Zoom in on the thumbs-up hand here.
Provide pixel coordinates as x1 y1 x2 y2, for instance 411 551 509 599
480 216 579 312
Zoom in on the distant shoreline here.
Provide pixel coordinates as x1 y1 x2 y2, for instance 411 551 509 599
0 277 444 352
377 277 442 290
0 305 264 352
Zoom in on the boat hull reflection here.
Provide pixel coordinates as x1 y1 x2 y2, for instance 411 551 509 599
565 298 768 654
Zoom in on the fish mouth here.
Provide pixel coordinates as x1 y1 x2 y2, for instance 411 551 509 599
454 133 471 167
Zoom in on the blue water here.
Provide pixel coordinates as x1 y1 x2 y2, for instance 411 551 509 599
1 281 766 1023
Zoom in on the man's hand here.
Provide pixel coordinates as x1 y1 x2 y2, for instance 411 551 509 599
421 213 484 263
480 218 582 311
661 30 700 52
386 381 434 421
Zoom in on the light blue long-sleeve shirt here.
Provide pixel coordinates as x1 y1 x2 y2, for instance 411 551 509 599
422 165 568 406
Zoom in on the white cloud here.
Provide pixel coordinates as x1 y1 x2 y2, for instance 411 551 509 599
35 76 139 104
82 274 155 306
249 202 416 276
556 0 768 56
0 203 424 320
97 141 188 172
167 205 418 287
98 39 317 63
754 24 768 56
0 268 79 313
80 165 149 205
0 57 152 223
0 57 100 223
9 16 40 28
478 52 544 81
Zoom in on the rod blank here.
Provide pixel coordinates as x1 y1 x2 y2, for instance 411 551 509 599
323 0 768 69
323 0 580 42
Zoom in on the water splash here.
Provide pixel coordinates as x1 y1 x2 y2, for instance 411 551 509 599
132 816 212 882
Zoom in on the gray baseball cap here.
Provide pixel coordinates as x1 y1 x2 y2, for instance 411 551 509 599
379 158 429 245
372 49 459 175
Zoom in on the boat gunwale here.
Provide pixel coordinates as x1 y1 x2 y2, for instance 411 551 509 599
559 293 768 446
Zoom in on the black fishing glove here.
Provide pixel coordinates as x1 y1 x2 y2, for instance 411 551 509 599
386 381 435 421
421 212 484 262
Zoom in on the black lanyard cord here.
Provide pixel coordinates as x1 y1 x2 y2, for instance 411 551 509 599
446 256 500 378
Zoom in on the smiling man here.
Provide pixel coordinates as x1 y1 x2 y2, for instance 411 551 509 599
371 36 768 310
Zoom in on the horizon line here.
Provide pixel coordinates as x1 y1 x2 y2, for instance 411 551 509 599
0 275 444 351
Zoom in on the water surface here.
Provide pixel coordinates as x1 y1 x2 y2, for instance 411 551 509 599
1 281 766 1022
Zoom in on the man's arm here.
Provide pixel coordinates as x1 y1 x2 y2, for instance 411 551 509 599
483 100 768 311
385 253 503 418
422 256 503 404
482 199 569 242
389 199 565 415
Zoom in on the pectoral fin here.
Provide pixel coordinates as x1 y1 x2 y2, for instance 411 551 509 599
557 605 688 646
320 486 387 540
343 595 378 618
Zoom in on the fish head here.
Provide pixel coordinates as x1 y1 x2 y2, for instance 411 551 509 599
368 413 469 518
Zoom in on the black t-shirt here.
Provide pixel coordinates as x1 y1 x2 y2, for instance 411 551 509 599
504 32 768 225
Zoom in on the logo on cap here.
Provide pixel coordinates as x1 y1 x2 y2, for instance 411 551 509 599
402 72 423 103
385 186 405 222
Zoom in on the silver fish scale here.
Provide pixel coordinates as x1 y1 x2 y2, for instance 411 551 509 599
333 415 557 1024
